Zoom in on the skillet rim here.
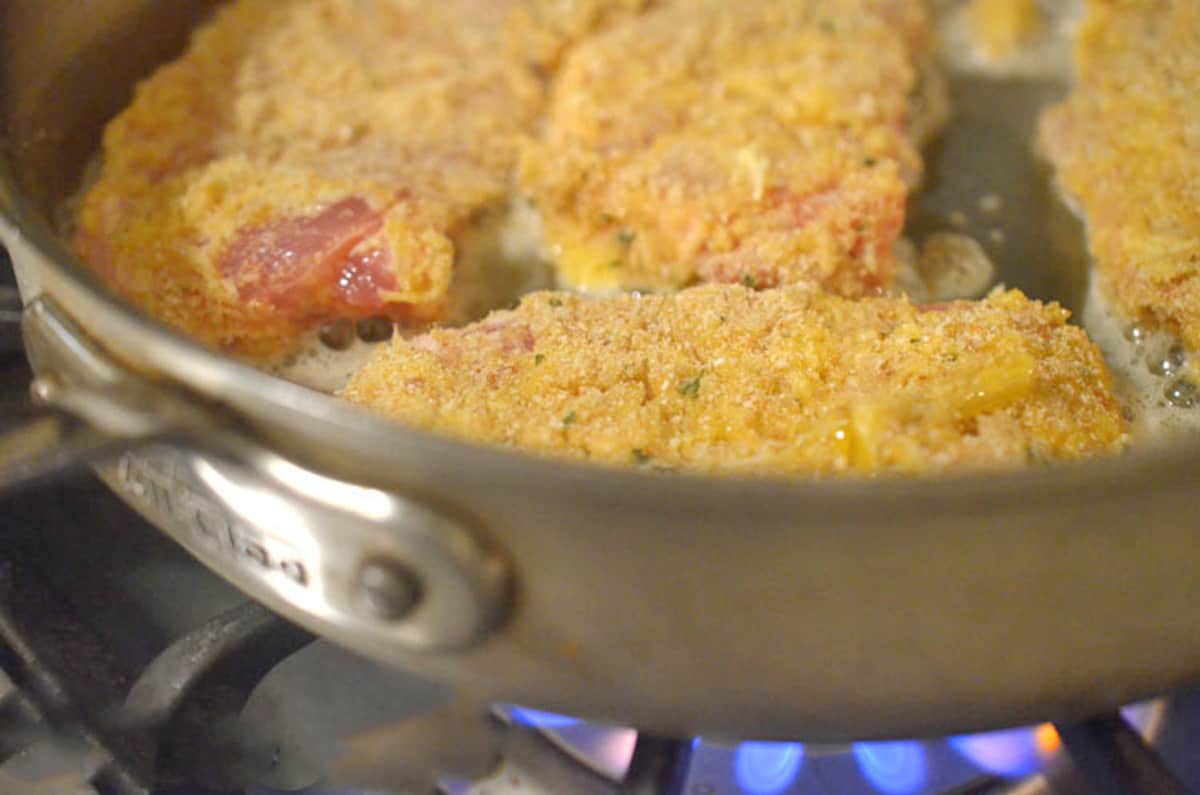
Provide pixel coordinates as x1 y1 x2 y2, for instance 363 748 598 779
3 163 1198 520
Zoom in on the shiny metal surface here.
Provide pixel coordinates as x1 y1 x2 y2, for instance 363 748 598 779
113 442 511 653
3 0 1200 741
105 445 511 654
7 298 511 654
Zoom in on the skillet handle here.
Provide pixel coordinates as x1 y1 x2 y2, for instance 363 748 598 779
0 404 146 496
0 297 192 499
0 285 23 357
2 296 510 652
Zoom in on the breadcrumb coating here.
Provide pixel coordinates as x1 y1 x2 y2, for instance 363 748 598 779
1039 0 1200 358
74 0 579 360
341 285 1128 476
505 0 658 73
518 0 934 294
74 0 942 361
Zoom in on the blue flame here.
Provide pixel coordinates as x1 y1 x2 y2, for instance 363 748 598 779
852 741 927 795
949 727 1042 778
1122 701 1156 733
507 706 580 729
734 741 806 795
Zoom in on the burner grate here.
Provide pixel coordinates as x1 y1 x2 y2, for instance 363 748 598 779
0 248 1197 795
0 544 312 794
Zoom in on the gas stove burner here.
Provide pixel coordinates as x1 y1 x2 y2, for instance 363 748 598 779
443 699 1176 795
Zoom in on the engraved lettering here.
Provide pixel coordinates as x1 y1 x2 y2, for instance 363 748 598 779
117 456 146 500
114 454 314 591
189 500 229 543
238 539 270 568
279 559 309 586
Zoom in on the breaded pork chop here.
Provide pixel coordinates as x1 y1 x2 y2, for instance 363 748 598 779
518 0 935 294
506 0 658 73
341 285 1127 476
75 0 646 362
1039 0 1200 359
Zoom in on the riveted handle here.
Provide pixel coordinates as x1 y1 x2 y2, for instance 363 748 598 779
0 297 199 498
3 296 510 652
0 404 132 494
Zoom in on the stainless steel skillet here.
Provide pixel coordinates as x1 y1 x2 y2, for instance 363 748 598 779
2 0 1199 744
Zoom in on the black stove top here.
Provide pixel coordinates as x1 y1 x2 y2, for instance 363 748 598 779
4 252 1200 795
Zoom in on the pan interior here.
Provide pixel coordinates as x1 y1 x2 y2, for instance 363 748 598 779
3 0 1199 471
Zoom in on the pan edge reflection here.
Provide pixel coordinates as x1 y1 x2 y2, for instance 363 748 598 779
852 740 927 795
733 741 805 795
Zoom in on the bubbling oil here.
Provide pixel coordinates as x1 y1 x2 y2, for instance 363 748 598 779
1081 277 1200 445
269 196 554 394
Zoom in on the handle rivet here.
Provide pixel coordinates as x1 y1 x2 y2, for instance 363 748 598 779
356 559 422 621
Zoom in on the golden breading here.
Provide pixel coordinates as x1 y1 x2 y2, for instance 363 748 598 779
966 0 1044 61
75 0 557 361
505 0 658 73
341 285 1128 476
518 0 934 294
1039 0 1200 358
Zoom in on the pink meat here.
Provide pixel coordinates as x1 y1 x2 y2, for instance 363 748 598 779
220 197 398 317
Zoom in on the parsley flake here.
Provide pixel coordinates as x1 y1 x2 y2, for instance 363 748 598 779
632 448 653 464
563 410 578 426
549 297 563 307
742 275 757 288
678 376 702 399
616 230 636 246
535 353 545 365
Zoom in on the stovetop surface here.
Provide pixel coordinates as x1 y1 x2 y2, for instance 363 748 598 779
4 253 1200 795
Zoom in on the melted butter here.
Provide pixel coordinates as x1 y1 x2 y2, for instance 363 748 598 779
938 0 1080 79
548 226 628 292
